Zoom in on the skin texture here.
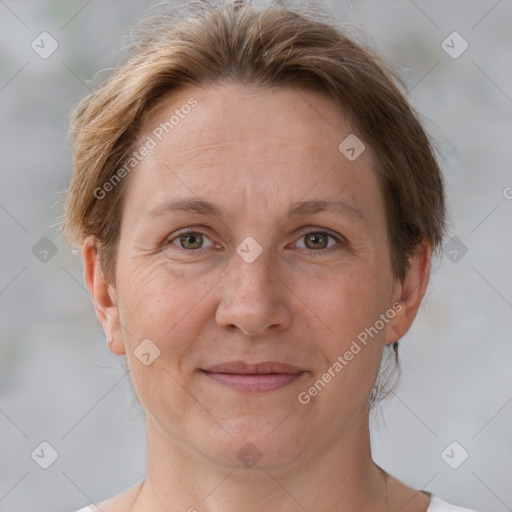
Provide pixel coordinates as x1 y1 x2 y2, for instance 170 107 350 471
83 83 432 512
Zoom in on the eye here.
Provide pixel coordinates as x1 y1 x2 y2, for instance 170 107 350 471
293 230 345 254
165 228 346 255
167 231 216 251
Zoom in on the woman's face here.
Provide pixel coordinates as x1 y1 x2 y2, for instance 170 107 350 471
89 83 427 469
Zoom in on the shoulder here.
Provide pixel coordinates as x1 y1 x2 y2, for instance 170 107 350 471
427 495 480 512
70 480 143 512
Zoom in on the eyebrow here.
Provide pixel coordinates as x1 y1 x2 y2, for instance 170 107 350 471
145 198 364 223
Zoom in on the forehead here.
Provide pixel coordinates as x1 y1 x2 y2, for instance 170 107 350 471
139 83 359 160
121 83 384 229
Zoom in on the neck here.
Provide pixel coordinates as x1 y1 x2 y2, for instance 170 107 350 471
131 405 389 512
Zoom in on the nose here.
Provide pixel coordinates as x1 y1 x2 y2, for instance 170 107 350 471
215 250 292 337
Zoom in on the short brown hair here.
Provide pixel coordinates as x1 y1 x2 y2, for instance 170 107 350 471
60 0 446 403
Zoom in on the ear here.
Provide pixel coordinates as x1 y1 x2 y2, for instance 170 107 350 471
384 240 432 344
82 236 126 355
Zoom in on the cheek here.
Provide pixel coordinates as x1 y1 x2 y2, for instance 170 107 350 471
302 265 387 349
295 272 388 422
115 260 213 422
296 262 392 405
116 258 212 365
120 256 199 323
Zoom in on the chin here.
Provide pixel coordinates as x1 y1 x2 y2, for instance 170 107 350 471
195 416 307 470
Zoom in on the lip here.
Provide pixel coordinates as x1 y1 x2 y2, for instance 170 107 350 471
201 361 306 392
204 361 304 374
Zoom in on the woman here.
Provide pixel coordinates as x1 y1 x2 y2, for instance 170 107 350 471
61 1 479 511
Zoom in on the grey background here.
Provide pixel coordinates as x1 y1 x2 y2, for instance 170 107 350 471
0 1 511 511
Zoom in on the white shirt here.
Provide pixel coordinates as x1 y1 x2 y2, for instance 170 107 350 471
428 496 479 511
73 495 479 511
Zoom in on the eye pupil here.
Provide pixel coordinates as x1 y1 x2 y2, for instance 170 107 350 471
180 233 203 249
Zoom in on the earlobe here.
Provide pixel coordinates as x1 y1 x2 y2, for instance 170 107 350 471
82 236 126 356
384 241 432 344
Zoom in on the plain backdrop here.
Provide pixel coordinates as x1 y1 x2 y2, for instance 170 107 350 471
0 1 511 511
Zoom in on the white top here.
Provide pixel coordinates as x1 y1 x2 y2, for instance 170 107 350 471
428 496 479 511
73 495 479 511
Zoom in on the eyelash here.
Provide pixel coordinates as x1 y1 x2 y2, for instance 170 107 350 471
165 228 346 255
